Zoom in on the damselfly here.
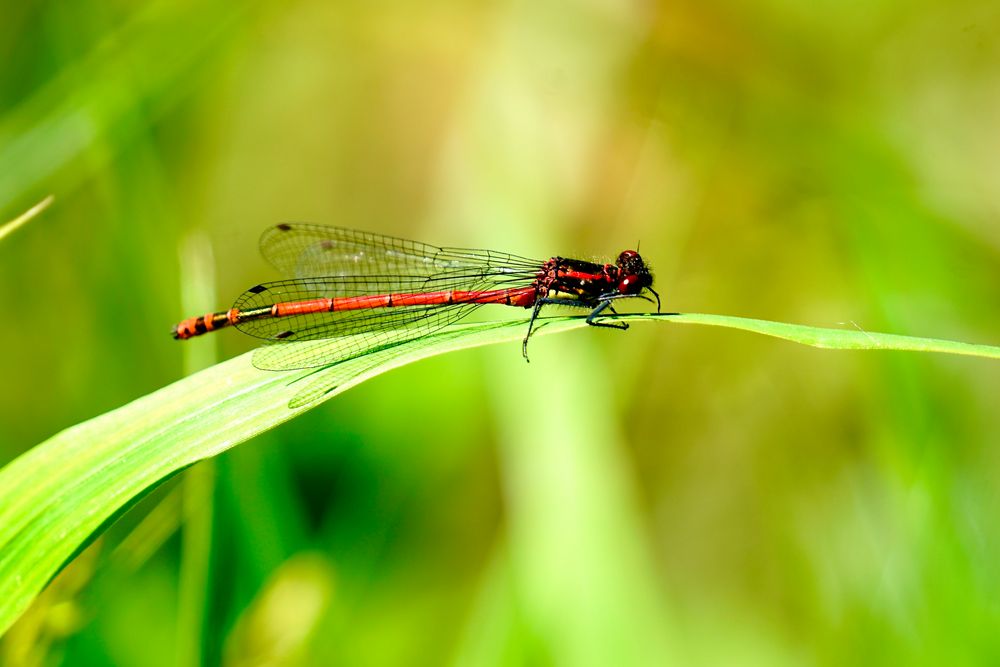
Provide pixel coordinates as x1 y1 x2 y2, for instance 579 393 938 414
173 224 660 369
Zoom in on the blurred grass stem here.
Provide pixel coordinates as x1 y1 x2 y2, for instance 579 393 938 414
176 233 220 667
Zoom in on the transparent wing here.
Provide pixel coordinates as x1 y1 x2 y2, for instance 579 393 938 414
259 223 540 283
250 303 483 370
238 225 542 370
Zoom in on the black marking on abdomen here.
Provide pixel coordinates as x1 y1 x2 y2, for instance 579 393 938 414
237 306 273 321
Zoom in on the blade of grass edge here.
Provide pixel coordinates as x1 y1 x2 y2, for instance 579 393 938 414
0 312 998 635
0 195 53 243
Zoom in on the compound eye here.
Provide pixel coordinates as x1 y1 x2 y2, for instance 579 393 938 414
618 250 639 263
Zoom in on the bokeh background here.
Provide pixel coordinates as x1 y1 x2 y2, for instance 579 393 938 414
2 0 1000 664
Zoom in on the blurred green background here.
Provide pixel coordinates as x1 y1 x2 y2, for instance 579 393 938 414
2 0 999 664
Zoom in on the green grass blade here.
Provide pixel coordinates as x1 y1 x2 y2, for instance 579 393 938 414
0 312 997 635
660 312 1000 358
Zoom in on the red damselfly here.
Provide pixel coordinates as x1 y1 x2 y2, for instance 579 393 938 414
173 224 660 369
